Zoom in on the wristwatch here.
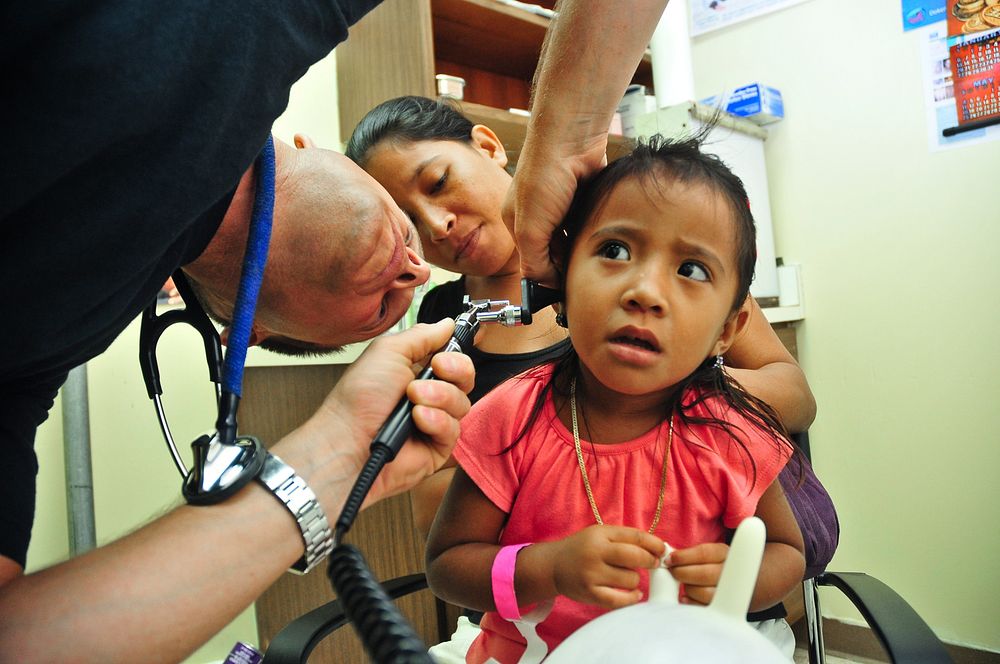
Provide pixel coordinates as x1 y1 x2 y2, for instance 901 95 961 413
256 451 334 574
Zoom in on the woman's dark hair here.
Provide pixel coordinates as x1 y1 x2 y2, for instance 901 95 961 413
507 132 801 489
345 95 476 167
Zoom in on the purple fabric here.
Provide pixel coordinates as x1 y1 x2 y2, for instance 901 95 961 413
224 642 262 664
780 454 840 579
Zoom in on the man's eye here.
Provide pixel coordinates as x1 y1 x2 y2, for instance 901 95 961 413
379 296 389 320
679 261 710 282
599 241 630 261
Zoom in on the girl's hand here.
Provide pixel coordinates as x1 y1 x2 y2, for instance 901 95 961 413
665 542 730 605
549 525 665 609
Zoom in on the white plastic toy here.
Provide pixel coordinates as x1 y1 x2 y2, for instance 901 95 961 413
545 517 787 663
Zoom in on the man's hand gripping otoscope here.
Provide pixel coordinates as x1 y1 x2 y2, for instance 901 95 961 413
334 278 562 539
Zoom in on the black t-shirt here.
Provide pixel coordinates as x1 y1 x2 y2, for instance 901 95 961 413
0 0 382 567
417 277 572 404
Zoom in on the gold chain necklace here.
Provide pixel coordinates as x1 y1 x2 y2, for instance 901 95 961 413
570 376 673 534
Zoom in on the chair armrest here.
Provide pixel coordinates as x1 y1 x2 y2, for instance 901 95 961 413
817 572 953 664
262 573 429 664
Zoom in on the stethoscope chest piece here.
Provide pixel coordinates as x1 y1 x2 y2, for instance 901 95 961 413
182 432 265 505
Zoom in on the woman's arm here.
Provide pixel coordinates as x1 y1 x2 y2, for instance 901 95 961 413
724 297 817 433
666 480 805 612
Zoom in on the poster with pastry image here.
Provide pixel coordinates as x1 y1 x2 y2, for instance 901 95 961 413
946 0 1000 36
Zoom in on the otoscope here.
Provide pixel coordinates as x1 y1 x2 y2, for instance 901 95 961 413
333 278 562 539
326 279 562 663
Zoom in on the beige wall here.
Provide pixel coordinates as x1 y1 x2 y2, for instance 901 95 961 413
690 0 1000 651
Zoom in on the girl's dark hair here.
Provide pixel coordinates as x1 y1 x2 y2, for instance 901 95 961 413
553 131 758 314
508 132 801 489
345 95 476 167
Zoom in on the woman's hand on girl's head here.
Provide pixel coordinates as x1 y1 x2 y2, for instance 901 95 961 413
663 542 730 606
542 524 665 610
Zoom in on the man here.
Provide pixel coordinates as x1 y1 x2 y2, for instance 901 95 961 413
0 119 474 661
1 0 673 659
1 2 473 660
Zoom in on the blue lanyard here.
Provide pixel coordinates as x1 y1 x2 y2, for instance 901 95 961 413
216 135 275 442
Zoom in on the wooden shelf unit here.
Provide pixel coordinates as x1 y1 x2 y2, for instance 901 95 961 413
336 0 653 143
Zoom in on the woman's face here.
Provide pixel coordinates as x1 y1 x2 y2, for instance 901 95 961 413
363 126 517 277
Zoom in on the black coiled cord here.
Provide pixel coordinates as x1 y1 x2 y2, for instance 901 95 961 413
325 313 483 661
327 544 434 664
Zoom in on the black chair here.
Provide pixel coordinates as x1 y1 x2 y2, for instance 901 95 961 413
263 567 951 663
785 431 951 664
263 573 430 664
802 572 951 664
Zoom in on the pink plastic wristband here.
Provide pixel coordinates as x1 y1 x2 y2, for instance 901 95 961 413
491 543 533 621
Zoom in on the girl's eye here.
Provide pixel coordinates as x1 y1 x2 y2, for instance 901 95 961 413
679 261 710 282
599 241 630 261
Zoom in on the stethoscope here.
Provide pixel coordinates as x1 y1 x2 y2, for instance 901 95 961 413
139 134 275 505
137 134 563 660
138 130 563 507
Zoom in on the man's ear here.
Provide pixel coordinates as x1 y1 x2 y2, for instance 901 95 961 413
293 133 317 149
470 124 508 169
711 300 752 357
220 324 269 348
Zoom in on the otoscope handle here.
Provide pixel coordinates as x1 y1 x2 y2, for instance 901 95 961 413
369 315 478 462
337 315 480 539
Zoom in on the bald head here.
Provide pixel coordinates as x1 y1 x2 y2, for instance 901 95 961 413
265 145 371 292
183 137 429 353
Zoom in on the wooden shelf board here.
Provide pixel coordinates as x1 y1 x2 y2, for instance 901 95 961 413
432 0 653 87
459 101 636 166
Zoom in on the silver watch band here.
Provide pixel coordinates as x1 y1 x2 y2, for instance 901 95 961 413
256 451 333 574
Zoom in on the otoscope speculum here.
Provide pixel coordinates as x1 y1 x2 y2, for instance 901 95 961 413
461 296 525 327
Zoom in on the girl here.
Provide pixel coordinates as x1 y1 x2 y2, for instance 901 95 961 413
344 96 819 545
424 134 806 663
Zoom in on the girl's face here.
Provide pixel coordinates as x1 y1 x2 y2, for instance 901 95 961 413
363 126 517 277
565 175 747 399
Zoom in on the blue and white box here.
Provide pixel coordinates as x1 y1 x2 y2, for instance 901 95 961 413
701 83 784 125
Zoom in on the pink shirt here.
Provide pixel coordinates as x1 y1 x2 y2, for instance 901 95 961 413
452 364 791 664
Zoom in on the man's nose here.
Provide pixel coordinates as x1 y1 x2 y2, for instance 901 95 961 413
391 246 430 289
